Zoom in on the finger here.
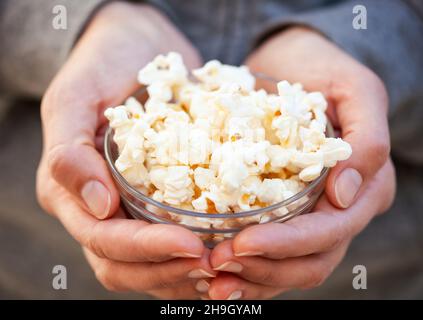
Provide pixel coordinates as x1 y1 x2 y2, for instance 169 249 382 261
210 240 349 288
84 247 216 292
50 190 205 262
231 213 348 260
208 273 285 300
325 72 390 208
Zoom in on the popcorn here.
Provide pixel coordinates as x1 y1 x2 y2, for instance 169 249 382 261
321 138 353 167
137 52 188 86
272 115 299 148
193 60 255 91
257 179 286 204
224 116 265 142
266 145 293 170
147 82 173 102
105 53 352 227
150 165 194 205
194 167 216 190
104 106 134 152
124 97 144 116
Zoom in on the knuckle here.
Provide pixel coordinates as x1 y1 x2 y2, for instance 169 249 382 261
131 264 170 292
40 88 55 123
95 262 120 292
328 215 351 249
36 183 51 213
367 136 390 168
150 268 174 290
378 159 397 214
330 79 355 102
35 161 55 215
35 174 50 212
85 223 107 259
328 228 346 251
364 69 389 109
41 84 67 122
257 268 276 286
302 267 327 289
47 144 71 180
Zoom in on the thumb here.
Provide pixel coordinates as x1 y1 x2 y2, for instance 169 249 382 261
47 143 119 219
325 76 390 208
42 91 120 219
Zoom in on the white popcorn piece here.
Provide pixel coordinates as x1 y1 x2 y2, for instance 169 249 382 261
257 179 287 204
218 156 249 193
193 60 255 91
118 162 150 187
147 82 173 102
216 84 265 119
192 193 209 212
177 215 213 229
152 190 164 203
137 52 188 86
321 138 353 167
299 163 324 182
299 120 326 152
149 165 194 206
272 115 299 148
224 116 265 142
124 97 144 115
241 140 271 171
237 176 262 211
189 90 227 128
206 190 233 213
194 167 216 190
104 106 134 152
266 145 293 169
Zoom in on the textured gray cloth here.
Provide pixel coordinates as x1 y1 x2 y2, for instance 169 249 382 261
0 0 108 97
0 0 422 299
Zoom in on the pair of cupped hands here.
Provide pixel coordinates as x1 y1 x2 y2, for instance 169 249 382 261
36 2 395 299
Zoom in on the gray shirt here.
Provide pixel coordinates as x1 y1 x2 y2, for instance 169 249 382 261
1 0 422 165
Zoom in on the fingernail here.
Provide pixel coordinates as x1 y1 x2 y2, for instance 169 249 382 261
171 252 202 258
335 168 362 208
188 269 216 279
195 280 210 293
227 290 242 300
81 180 111 219
214 261 243 273
234 251 263 257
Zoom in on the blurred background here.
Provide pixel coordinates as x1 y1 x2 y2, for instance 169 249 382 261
1 0 423 299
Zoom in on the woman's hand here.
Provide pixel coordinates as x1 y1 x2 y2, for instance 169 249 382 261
36 2 214 299
206 27 395 300
208 159 395 299
246 27 391 209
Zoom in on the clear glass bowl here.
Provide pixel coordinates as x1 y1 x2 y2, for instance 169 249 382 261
103 76 333 248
